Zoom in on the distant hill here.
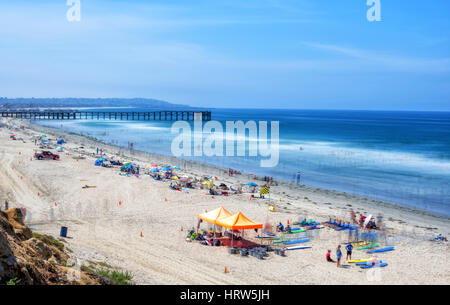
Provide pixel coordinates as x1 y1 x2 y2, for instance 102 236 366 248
0 98 195 110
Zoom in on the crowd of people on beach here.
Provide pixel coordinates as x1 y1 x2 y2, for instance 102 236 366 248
2 122 448 276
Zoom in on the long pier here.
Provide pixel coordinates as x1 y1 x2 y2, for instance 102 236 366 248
0 110 212 121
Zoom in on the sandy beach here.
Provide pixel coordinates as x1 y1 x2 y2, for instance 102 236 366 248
0 117 449 285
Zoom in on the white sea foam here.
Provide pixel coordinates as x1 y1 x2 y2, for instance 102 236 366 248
278 141 450 175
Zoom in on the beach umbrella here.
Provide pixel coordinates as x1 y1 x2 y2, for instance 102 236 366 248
203 181 214 187
9 134 16 137
8 132 13 135
40 134 47 138
246 182 258 187
161 167 171 171
151 164 158 167
172 166 181 170
171 176 179 180
209 176 218 180
150 168 159 173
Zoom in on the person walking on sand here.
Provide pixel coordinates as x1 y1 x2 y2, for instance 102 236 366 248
350 209 356 224
336 245 342 267
345 242 353 261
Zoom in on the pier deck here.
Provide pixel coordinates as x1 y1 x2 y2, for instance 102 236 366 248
0 110 211 121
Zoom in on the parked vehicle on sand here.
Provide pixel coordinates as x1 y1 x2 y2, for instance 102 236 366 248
34 151 59 160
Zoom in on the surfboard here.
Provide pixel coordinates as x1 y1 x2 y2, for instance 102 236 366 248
357 243 379 250
286 246 312 250
356 260 382 266
353 241 369 247
283 238 310 245
366 246 394 254
348 257 375 263
360 262 388 269
287 229 307 234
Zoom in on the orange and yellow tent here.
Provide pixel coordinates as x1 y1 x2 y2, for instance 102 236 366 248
198 206 232 225
215 212 263 230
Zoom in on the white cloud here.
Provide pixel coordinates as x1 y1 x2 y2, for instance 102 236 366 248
302 42 450 73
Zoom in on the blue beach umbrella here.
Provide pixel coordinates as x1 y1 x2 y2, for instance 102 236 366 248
172 166 181 170
246 182 258 187
161 167 171 171
150 168 159 172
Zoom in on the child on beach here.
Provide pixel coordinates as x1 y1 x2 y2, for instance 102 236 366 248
345 243 353 261
326 250 335 262
336 245 342 267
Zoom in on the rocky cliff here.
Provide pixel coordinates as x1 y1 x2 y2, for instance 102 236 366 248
0 208 105 285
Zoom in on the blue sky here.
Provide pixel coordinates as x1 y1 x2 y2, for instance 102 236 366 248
0 0 449 110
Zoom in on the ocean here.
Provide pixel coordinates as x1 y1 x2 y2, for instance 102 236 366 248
35 108 450 217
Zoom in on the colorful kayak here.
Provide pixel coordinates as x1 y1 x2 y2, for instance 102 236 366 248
286 246 312 251
348 257 375 263
367 246 394 254
360 262 388 269
357 243 379 250
283 238 310 245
